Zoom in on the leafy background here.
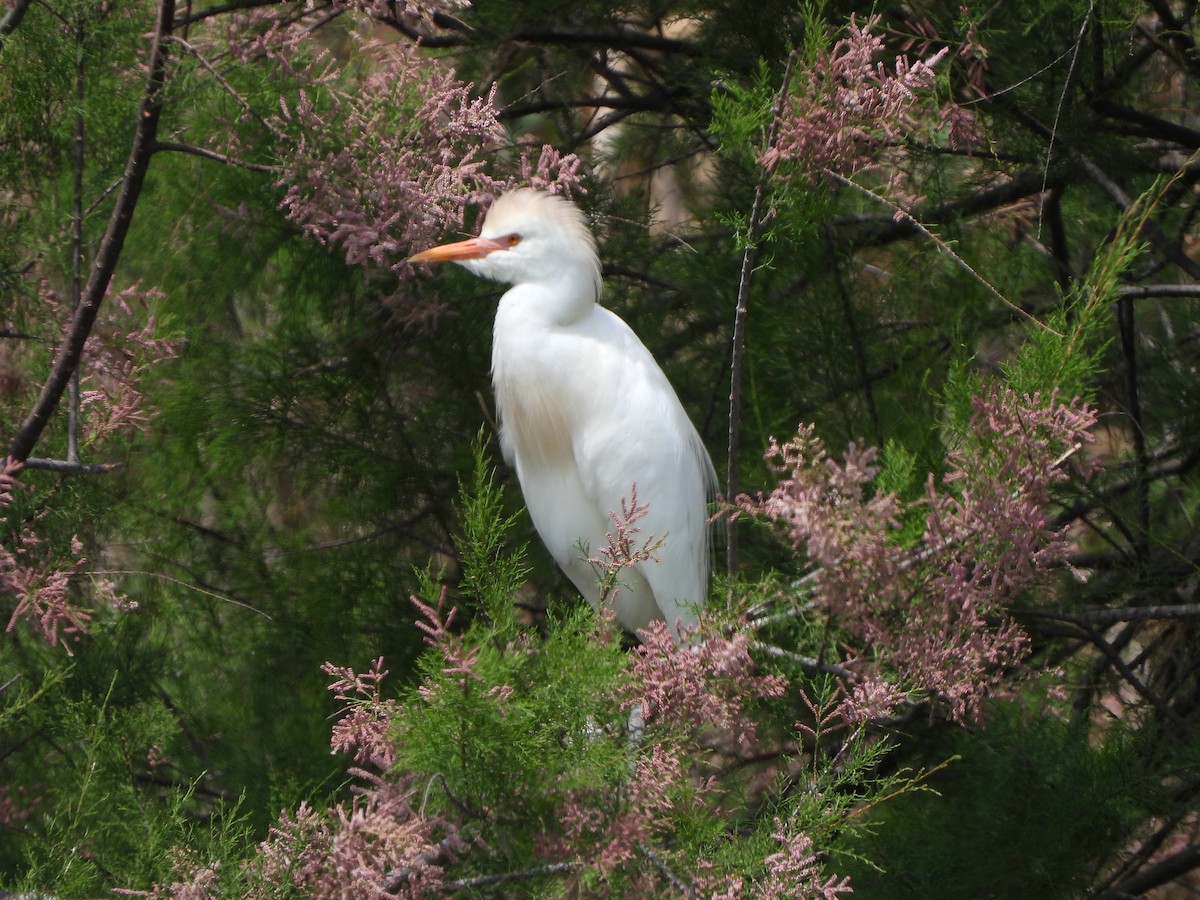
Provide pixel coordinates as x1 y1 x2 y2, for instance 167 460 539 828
2 0 1199 896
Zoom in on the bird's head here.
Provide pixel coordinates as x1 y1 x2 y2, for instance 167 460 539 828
409 189 602 305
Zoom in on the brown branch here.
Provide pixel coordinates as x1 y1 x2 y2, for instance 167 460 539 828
1095 846 1200 899
0 0 33 40
153 140 281 173
1084 623 1183 726
1017 603 1200 627
512 24 701 56
6 0 175 464
834 172 1054 248
1090 804 1200 898
23 458 121 475
1054 443 1200 528
500 91 689 120
1117 294 1151 558
637 843 694 898
751 640 859 682
68 21 86 466
1093 98 1200 149
173 0 279 28
1010 103 1200 280
383 834 468 894
1136 0 1200 78
835 267 881 445
320 6 702 56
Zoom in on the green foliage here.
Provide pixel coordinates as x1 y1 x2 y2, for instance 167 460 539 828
709 59 779 167
452 433 531 633
1000 178 1161 402
398 447 632 867
2 658 252 896
4 0 1200 894
840 703 1152 899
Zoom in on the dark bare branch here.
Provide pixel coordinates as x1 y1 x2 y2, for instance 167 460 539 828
23 458 121 474
0 0 33 40
173 0 280 28
510 23 701 56
835 173 1054 247
1093 98 1200 148
1116 284 1200 299
6 0 176 464
436 862 578 893
1096 846 1200 899
153 140 281 173
1018 603 1200 627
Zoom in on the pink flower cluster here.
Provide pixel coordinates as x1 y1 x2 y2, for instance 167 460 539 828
77 283 180 442
0 455 21 509
323 656 398 770
410 588 484 696
0 783 38 829
696 818 853 899
256 776 462 899
1 284 167 655
753 820 853 899
221 6 586 283
528 621 803 887
763 15 971 192
626 620 787 744
189 653 459 899
583 484 668 607
115 851 222 900
2 526 101 655
746 386 1096 721
545 741 684 878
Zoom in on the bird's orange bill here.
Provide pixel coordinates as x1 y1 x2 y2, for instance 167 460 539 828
408 236 506 264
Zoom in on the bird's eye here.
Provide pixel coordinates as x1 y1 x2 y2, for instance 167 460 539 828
504 234 521 247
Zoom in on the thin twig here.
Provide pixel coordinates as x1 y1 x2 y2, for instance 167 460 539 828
153 140 282 173
437 861 578 892
1036 1 1093 239
1084 624 1183 726
68 26 85 466
173 0 280 28
88 570 272 619
727 47 799 580
162 34 288 142
1117 294 1150 559
825 170 1060 335
752 640 859 682
637 842 694 898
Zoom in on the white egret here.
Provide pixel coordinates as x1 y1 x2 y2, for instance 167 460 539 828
409 189 716 640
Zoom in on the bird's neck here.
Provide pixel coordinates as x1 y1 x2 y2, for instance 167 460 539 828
501 274 596 327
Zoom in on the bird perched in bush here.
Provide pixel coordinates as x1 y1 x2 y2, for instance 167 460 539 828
411 189 715 641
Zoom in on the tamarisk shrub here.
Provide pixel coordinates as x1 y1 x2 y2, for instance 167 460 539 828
743 385 1097 721
133 445 890 897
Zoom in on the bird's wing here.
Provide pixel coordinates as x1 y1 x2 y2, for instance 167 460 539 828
570 308 716 628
